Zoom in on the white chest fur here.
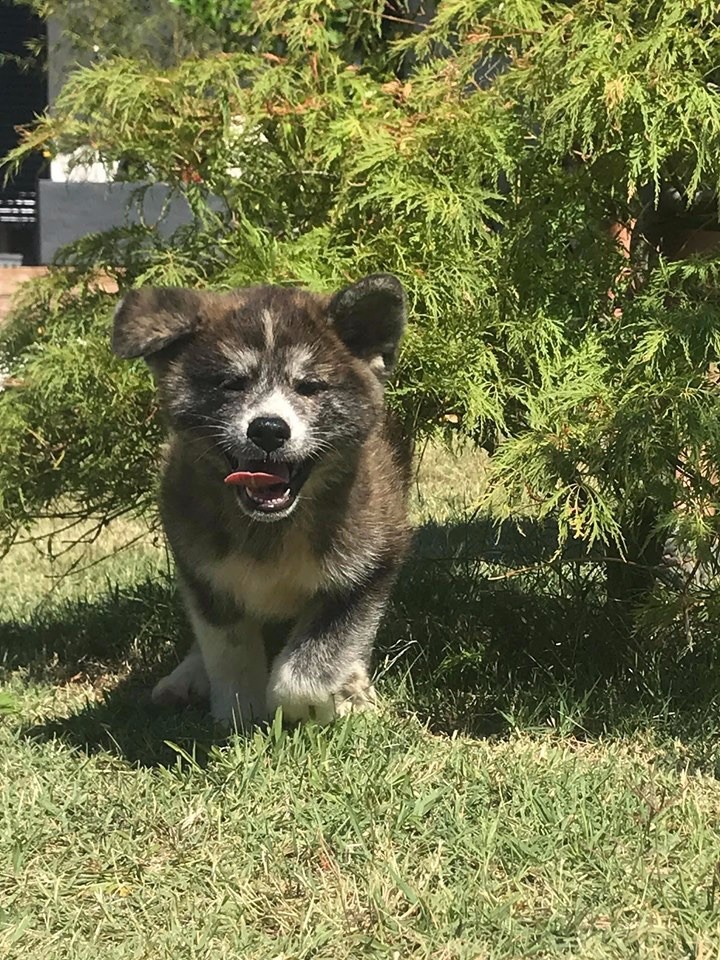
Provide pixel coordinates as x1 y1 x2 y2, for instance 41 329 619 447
203 526 326 621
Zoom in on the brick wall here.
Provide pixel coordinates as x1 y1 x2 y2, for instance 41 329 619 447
0 267 48 324
0 268 119 325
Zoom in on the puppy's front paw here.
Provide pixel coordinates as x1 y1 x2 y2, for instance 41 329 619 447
334 671 377 717
210 682 267 731
268 658 374 725
267 657 323 723
152 649 210 706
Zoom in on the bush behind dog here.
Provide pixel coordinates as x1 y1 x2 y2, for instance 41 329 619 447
3 1 720 639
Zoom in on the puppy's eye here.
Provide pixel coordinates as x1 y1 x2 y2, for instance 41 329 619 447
222 376 249 392
296 379 328 397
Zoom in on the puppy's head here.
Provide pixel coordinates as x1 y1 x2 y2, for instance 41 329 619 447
112 276 406 522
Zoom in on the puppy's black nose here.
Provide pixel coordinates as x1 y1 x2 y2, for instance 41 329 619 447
247 416 290 453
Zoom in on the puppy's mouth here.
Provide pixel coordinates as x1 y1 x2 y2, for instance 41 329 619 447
223 458 311 518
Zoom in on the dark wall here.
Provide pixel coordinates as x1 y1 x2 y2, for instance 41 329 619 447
0 4 48 261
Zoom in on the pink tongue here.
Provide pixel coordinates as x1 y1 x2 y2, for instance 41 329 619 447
224 469 289 488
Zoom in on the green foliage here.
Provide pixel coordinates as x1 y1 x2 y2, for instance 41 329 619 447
2 0 720 630
23 0 217 64
168 0 252 35
0 271 161 534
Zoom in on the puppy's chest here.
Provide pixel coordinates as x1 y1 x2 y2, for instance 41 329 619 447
204 530 326 621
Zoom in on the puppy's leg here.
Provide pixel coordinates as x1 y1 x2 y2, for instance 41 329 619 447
152 641 209 706
192 611 268 728
267 567 394 724
173 575 268 727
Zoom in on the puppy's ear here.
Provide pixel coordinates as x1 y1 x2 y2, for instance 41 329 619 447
112 287 203 360
329 274 406 377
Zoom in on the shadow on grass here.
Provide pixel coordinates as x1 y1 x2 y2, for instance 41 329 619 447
387 518 720 753
4 517 720 767
1 576 223 766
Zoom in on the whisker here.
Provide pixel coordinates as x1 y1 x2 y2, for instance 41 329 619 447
187 412 229 427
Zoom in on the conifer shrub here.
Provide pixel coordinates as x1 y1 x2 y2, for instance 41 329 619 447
3 1 720 636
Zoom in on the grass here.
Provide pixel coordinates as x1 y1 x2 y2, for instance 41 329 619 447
2 443 720 959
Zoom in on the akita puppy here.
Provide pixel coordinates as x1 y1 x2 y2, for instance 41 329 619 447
112 275 411 726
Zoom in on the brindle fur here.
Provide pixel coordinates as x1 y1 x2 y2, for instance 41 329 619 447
112 276 411 726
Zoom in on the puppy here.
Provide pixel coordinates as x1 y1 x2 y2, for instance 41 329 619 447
112 275 411 726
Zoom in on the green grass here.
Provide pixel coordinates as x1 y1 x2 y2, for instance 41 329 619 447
2 444 720 959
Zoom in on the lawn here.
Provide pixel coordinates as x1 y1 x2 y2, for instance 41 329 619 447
2 443 720 959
